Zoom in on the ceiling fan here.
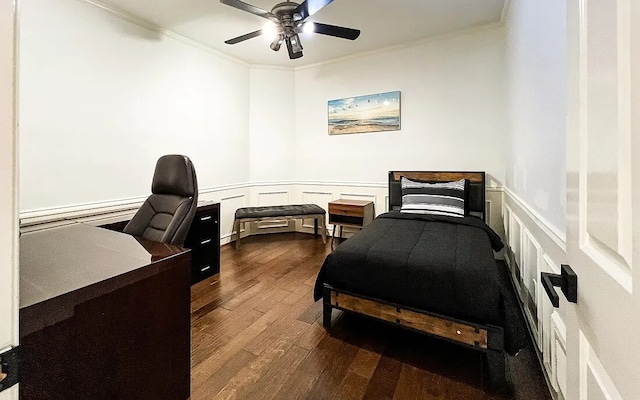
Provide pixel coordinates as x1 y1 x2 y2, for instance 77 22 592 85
220 0 361 59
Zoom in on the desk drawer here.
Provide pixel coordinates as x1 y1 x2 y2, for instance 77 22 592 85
191 250 219 282
189 214 217 237
191 262 217 283
186 203 221 284
328 203 365 217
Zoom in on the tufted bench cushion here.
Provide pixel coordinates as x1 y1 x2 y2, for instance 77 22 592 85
233 204 327 249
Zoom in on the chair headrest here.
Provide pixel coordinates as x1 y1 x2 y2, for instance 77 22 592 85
151 155 196 197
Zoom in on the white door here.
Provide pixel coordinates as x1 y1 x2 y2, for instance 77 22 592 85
564 0 640 399
0 0 19 399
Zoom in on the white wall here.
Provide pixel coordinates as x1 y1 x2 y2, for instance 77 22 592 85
293 26 508 185
18 0 251 213
505 0 567 236
503 2 568 397
249 67 296 182
18 0 510 228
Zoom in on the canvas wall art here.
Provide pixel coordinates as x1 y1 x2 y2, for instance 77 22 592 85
328 91 401 135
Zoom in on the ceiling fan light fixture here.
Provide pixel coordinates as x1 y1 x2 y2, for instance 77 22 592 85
302 21 315 34
285 34 303 59
270 34 283 51
261 21 278 41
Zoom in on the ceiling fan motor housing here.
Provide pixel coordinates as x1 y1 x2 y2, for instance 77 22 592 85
221 0 360 60
272 2 301 37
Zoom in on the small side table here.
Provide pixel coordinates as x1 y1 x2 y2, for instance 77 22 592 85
328 199 374 244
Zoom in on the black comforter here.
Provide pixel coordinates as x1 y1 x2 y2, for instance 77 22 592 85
314 211 514 339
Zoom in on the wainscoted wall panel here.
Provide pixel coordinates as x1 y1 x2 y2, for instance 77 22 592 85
299 191 332 230
503 190 568 400
507 206 523 289
217 192 248 241
486 188 505 239
541 255 562 394
522 229 542 341
552 312 567 398
20 182 509 248
255 190 290 230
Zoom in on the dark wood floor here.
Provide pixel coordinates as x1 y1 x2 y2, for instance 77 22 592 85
190 232 552 400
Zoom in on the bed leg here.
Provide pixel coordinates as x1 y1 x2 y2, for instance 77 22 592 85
485 350 507 389
322 286 332 328
323 303 332 328
484 326 509 391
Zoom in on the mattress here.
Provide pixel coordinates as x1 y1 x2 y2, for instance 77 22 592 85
314 211 505 326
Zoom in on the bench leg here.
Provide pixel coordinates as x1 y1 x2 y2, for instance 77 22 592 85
234 219 241 250
320 215 326 243
314 218 318 237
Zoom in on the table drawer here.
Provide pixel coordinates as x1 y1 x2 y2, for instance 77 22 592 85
328 204 365 217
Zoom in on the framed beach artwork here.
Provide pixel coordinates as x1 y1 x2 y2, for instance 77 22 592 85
328 91 401 135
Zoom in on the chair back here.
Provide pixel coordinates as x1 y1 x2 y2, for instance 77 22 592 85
124 155 198 245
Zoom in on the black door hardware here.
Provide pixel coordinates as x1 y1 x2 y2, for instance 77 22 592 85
541 264 577 308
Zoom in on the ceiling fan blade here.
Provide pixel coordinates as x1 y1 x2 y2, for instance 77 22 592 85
293 0 334 21
308 22 360 40
220 0 279 23
224 29 263 44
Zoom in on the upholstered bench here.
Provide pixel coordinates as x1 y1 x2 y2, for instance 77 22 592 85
233 204 327 249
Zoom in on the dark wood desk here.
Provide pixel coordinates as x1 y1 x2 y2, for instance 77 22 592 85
19 223 191 400
99 202 221 285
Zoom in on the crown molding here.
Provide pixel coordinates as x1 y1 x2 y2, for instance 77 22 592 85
250 64 295 72
293 21 504 71
79 0 504 71
81 0 250 67
500 0 512 24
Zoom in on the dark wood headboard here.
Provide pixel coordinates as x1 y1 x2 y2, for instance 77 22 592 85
388 171 486 221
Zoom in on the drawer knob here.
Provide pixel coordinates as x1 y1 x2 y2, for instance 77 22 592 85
200 265 211 272
200 215 212 221
200 238 212 245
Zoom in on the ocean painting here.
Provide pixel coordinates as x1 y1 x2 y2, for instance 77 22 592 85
328 91 401 135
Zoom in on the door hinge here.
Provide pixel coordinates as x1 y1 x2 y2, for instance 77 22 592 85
0 345 21 392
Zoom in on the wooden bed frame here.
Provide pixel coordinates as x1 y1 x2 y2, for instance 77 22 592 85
321 171 507 387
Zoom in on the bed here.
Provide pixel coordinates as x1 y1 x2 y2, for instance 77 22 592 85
313 171 511 387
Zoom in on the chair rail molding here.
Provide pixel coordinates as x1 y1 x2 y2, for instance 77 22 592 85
503 187 566 251
20 181 507 247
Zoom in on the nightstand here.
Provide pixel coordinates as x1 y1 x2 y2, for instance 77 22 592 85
328 199 374 243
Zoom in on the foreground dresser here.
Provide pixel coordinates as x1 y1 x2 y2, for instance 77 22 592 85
19 224 191 400
184 202 220 283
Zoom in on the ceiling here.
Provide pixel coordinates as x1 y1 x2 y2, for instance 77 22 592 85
96 0 507 67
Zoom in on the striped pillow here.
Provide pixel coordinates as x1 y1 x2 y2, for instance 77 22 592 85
400 177 466 218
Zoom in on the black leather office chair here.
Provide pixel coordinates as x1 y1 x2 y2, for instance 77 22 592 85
124 155 198 246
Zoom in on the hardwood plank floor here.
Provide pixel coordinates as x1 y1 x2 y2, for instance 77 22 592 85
191 232 552 400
